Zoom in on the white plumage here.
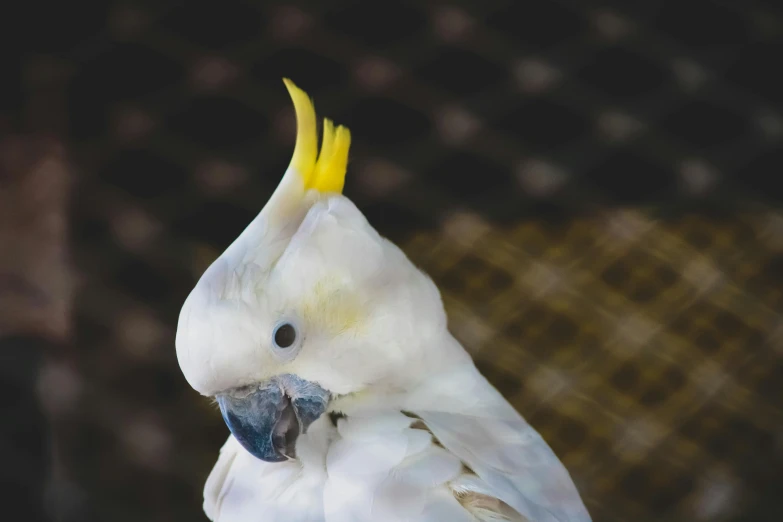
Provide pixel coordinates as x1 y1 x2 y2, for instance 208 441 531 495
206 414 464 522
176 79 592 521
203 363 590 521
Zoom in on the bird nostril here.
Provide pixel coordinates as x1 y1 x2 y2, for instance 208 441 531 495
272 395 300 459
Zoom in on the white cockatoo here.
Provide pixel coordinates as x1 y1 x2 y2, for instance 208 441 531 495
176 79 592 522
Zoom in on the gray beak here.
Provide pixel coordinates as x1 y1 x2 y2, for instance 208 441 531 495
216 374 330 462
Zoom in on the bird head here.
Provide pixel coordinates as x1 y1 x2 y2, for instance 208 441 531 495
176 79 455 462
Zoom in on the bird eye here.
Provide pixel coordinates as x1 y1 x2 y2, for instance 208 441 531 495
273 322 297 350
270 319 303 362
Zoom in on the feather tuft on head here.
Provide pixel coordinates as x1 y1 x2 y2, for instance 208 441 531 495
283 78 351 195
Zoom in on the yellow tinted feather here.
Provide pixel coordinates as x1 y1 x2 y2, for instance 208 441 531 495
282 78 351 194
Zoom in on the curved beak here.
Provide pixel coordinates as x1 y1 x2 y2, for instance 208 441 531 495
216 374 330 462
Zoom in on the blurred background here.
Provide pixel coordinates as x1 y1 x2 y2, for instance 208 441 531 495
2 1 782 521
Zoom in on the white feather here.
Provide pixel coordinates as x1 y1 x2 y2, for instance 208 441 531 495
392 445 463 488
178 190 591 521
411 366 591 522
203 436 240 521
203 366 591 522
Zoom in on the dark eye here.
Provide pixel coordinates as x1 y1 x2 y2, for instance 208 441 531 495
273 322 297 349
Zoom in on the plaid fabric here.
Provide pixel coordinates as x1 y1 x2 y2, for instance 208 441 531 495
410 211 783 521
4 1 783 521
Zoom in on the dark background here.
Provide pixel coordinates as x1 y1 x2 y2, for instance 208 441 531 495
2 1 782 521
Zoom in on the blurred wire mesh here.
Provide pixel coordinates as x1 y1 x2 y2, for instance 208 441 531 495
3 1 783 521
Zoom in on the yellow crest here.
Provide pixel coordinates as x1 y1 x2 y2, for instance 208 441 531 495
283 78 351 194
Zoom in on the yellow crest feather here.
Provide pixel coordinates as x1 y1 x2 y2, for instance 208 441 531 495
283 78 351 194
